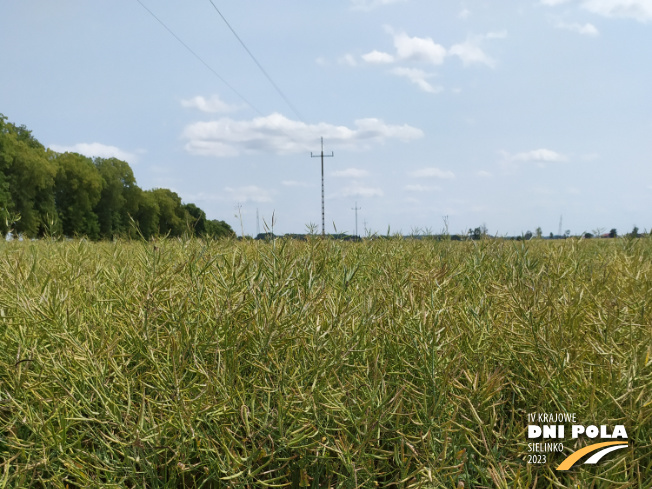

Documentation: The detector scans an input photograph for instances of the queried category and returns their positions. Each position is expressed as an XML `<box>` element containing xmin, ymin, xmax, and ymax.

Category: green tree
<box><xmin>0</xmin><ymin>115</ymin><xmax>57</xmax><ymax>237</ymax></box>
<box><xmin>133</xmin><ymin>189</ymin><xmax>159</xmax><ymax>240</ymax></box>
<box><xmin>205</xmin><ymin>219</ymin><xmax>235</xmax><ymax>238</ymax></box>
<box><xmin>182</xmin><ymin>202</ymin><xmax>206</xmax><ymax>236</ymax></box>
<box><xmin>54</xmin><ymin>152</ymin><xmax>103</xmax><ymax>239</ymax></box>
<box><xmin>93</xmin><ymin>157</ymin><xmax>138</xmax><ymax>238</ymax></box>
<box><xmin>0</xmin><ymin>165</ymin><xmax>12</xmax><ymax>237</ymax></box>
<box><xmin>150</xmin><ymin>188</ymin><xmax>185</xmax><ymax>236</ymax></box>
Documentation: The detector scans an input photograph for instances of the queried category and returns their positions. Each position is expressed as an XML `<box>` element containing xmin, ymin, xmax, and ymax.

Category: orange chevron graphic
<box><xmin>556</xmin><ymin>441</ymin><xmax>628</xmax><ymax>471</ymax></box>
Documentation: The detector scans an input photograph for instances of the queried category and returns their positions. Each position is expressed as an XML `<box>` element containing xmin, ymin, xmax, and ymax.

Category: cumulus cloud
<box><xmin>332</xmin><ymin>168</ymin><xmax>370</xmax><ymax>177</ymax></box>
<box><xmin>182</xmin><ymin>113</ymin><xmax>424</xmax><ymax>157</ymax></box>
<box><xmin>542</xmin><ymin>0</ymin><xmax>652</xmax><ymax>22</ymax></box>
<box><xmin>338</xmin><ymin>54</ymin><xmax>358</xmax><ymax>66</ymax></box>
<box><xmin>501</xmin><ymin>149</ymin><xmax>569</xmax><ymax>170</ymax></box>
<box><xmin>282</xmin><ymin>180</ymin><xmax>312</xmax><ymax>187</ymax></box>
<box><xmin>49</xmin><ymin>142</ymin><xmax>138</xmax><ymax>163</ymax></box>
<box><xmin>392</xmin><ymin>30</ymin><xmax>447</xmax><ymax>65</ymax></box>
<box><xmin>404</xmin><ymin>184</ymin><xmax>441</xmax><ymax>192</ymax></box>
<box><xmin>181</xmin><ymin>95</ymin><xmax>240</xmax><ymax>113</ymax></box>
<box><xmin>341</xmin><ymin>185</ymin><xmax>384</xmax><ymax>197</ymax></box>
<box><xmin>351</xmin><ymin>0</ymin><xmax>407</xmax><ymax>11</ymax></box>
<box><xmin>510</xmin><ymin>148</ymin><xmax>569</xmax><ymax>162</ymax></box>
<box><xmin>408</xmin><ymin>167</ymin><xmax>456</xmax><ymax>179</ymax></box>
<box><xmin>224</xmin><ymin>185</ymin><xmax>273</xmax><ymax>203</ymax></box>
<box><xmin>449</xmin><ymin>40</ymin><xmax>496</xmax><ymax>67</ymax></box>
<box><xmin>390</xmin><ymin>67</ymin><xmax>443</xmax><ymax>93</ymax></box>
<box><xmin>359</xmin><ymin>27</ymin><xmax>502</xmax><ymax>86</ymax></box>
<box><xmin>361</xmin><ymin>50</ymin><xmax>395</xmax><ymax>64</ymax></box>
<box><xmin>556</xmin><ymin>21</ymin><xmax>600</xmax><ymax>34</ymax></box>
<box><xmin>361</xmin><ymin>29</ymin><xmax>447</xmax><ymax>66</ymax></box>
<box><xmin>582</xmin><ymin>0</ymin><xmax>652</xmax><ymax>21</ymax></box>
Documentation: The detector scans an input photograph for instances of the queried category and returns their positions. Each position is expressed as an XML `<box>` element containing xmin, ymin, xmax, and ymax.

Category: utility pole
<box><xmin>310</xmin><ymin>137</ymin><xmax>333</xmax><ymax>237</ymax></box>
<box><xmin>558</xmin><ymin>215</ymin><xmax>563</xmax><ymax>237</ymax></box>
<box><xmin>352</xmin><ymin>202</ymin><xmax>361</xmax><ymax>237</ymax></box>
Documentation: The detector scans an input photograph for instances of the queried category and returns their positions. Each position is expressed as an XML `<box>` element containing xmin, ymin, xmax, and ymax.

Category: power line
<box><xmin>208</xmin><ymin>0</ymin><xmax>306</xmax><ymax>123</ymax></box>
<box><xmin>134</xmin><ymin>0</ymin><xmax>264</xmax><ymax>117</ymax></box>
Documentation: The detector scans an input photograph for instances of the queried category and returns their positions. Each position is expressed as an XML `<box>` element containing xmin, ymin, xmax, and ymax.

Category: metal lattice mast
<box><xmin>352</xmin><ymin>202</ymin><xmax>362</xmax><ymax>238</ymax></box>
<box><xmin>311</xmin><ymin>137</ymin><xmax>333</xmax><ymax>237</ymax></box>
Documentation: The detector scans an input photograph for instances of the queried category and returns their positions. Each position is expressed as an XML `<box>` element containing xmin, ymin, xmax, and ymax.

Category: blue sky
<box><xmin>1</xmin><ymin>0</ymin><xmax>651</xmax><ymax>236</ymax></box>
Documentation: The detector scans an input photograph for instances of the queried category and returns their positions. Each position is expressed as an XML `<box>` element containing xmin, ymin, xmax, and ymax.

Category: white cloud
<box><xmin>224</xmin><ymin>185</ymin><xmax>273</xmax><ymax>203</ymax></box>
<box><xmin>449</xmin><ymin>40</ymin><xmax>496</xmax><ymax>67</ymax></box>
<box><xmin>476</xmin><ymin>170</ymin><xmax>493</xmax><ymax>178</ymax></box>
<box><xmin>486</xmin><ymin>30</ymin><xmax>508</xmax><ymax>39</ymax></box>
<box><xmin>556</xmin><ymin>21</ymin><xmax>600</xmax><ymax>35</ymax></box>
<box><xmin>341</xmin><ymin>185</ymin><xmax>384</xmax><ymax>197</ymax></box>
<box><xmin>392</xmin><ymin>30</ymin><xmax>447</xmax><ymax>65</ymax></box>
<box><xmin>361</xmin><ymin>50</ymin><xmax>395</xmax><ymax>64</ymax></box>
<box><xmin>351</xmin><ymin>0</ymin><xmax>407</xmax><ymax>11</ymax></box>
<box><xmin>459</xmin><ymin>8</ymin><xmax>471</xmax><ymax>19</ymax></box>
<box><xmin>182</xmin><ymin>113</ymin><xmax>424</xmax><ymax>157</ymax></box>
<box><xmin>390</xmin><ymin>67</ymin><xmax>443</xmax><ymax>93</ymax></box>
<box><xmin>542</xmin><ymin>0</ymin><xmax>652</xmax><ymax>22</ymax></box>
<box><xmin>281</xmin><ymin>180</ymin><xmax>312</xmax><ymax>187</ymax></box>
<box><xmin>332</xmin><ymin>168</ymin><xmax>370</xmax><ymax>177</ymax></box>
<box><xmin>501</xmin><ymin>148</ymin><xmax>569</xmax><ymax>170</ymax></box>
<box><xmin>181</xmin><ymin>95</ymin><xmax>240</xmax><ymax>113</ymax></box>
<box><xmin>338</xmin><ymin>54</ymin><xmax>358</xmax><ymax>66</ymax></box>
<box><xmin>404</xmin><ymin>184</ymin><xmax>442</xmax><ymax>192</ymax></box>
<box><xmin>510</xmin><ymin>148</ymin><xmax>569</xmax><ymax>162</ymax></box>
<box><xmin>49</xmin><ymin>142</ymin><xmax>138</xmax><ymax>163</ymax></box>
<box><xmin>408</xmin><ymin>167</ymin><xmax>456</xmax><ymax>179</ymax></box>
<box><xmin>582</xmin><ymin>0</ymin><xmax>652</xmax><ymax>21</ymax></box>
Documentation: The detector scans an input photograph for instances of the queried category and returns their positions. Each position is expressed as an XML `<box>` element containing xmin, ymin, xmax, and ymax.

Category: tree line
<box><xmin>0</xmin><ymin>114</ymin><xmax>234</xmax><ymax>240</ymax></box>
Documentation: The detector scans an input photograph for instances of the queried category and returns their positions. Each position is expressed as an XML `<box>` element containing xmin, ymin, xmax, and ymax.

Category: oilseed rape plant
<box><xmin>0</xmin><ymin>236</ymin><xmax>650</xmax><ymax>487</ymax></box>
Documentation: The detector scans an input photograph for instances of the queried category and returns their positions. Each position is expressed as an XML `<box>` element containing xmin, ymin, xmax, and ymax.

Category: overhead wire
<box><xmin>134</xmin><ymin>0</ymin><xmax>265</xmax><ymax>117</ymax></box>
<box><xmin>207</xmin><ymin>0</ymin><xmax>307</xmax><ymax>123</ymax></box>
<box><xmin>134</xmin><ymin>0</ymin><xmax>312</xmax><ymax>154</ymax></box>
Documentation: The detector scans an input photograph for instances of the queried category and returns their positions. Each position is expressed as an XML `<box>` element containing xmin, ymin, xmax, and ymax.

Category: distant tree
<box><xmin>150</xmin><ymin>188</ymin><xmax>185</xmax><ymax>236</ymax></box>
<box><xmin>182</xmin><ymin>203</ymin><xmax>206</xmax><ymax>236</ymax></box>
<box><xmin>93</xmin><ymin>157</ymin><xmax>138</xmax><ymax>239</ymax></box>
<box><xmin>524</xmin><ymin>230</ymin><xmax>533</xmax><ymax>240</ymax></box>
<box><xmin>535</xmin><ymin>227</ymin><xmax>542</xmax><ymax>239</ymax></box>
<box><xmin>133</xmin><ymin>189</ymin><xmax>159</xmax><ymax>239</ymax></box>
<box><xmin>549</xmin><ymin>232</ymin><xmax>554</xmax><ymax>239</ymax></box>
<box><xmin>0</xmin><ymin>166</ymin><xmax>12</xmax><ymax>237</ymax></box>
<box><xmin>583</xmin><ymin>232</ymin><xmax>593</xmax><ymax>239</ymax></box>
<box><xmin>54</xmin><ymin>152</ymin><xmax>103</xmax><ymax>238</ymax></box>
<box><xmin>205</xmin><ymin>219</ymin><xmax>235</xmax><ymax>238</ymax></box>
<box><xmin>0</xmin><ymin>113</ymin><xmax>233</xmax><ymax>241</ymax></box>
<box><xmin>0</xmin><ymin>116</ymin><xmax>57</xmax><ymax>238</ymax></box>
<box><xmin>470</xmin><ymin>224</ymin><xmax>488</xmax><ymax>240</ymax></box>
<box><xmin>627</xmin><ymin>226</ymin><xmax>639</xmax><ymax>239</ymax></box>
<box><xmin>609</xmin><ymin>228</ymin><xmax>618</xmax><ymax>238</ymax></box>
